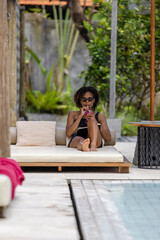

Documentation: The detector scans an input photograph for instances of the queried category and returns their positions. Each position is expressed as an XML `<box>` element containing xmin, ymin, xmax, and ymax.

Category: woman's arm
<box><xmin>66</xmin><ymin>110</ymin><xmax>84</xmax><ymax>138</ymax></box>
<box><xmin>98</xmin><ymin>113</ymin><xmax>111</xmax><ymax>143</ymax></box>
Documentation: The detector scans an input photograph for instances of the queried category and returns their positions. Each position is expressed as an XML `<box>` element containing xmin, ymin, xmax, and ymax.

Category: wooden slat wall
<box><xmin>19</xmin><ymin>6</ymin><xmax>26</xmax><ymax>118</ymax></box>
<box><xmin>8</xmin><ymin>0</ymin><xmax>18</xmax><ymax>127</ymax></box>
<box><xmin>0</xmin><ymin>0</ymin><xmax>10</xmax><ymax>157</ymax></box>
<box><xmin>7</xmin><ymin>0</ymin><xmax>21</xmax><ymax>126</ymax></box>
<box><xmin>16</xmin><ymin>2</ymin><xmax>21</xmax><ymax>120</ymax></box>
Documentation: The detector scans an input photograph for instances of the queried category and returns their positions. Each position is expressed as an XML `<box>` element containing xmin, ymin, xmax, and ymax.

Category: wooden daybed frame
<box><xmin>18</xmin><ymin>159</ymin><xmax>131</xmax><ymax>173</ymax></box>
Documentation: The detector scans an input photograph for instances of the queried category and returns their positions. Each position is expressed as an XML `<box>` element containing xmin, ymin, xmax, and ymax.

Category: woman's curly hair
<box><xmin>74</xmin><ymin>86</ymin><xmax>99</xmax><ymax>110</ymax></box>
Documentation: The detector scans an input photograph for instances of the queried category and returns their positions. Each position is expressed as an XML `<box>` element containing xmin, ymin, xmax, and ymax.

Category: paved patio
<box><xmin>0</xmin><ymin>139</ymin><xmax>160</xmax><ymax>240</ymax></box>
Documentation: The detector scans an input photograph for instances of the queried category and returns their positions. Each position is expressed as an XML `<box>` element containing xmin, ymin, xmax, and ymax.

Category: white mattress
<box><xmin>0</xmin><ymin>175</ymin><xmax>11</xmax><ymax>207</ymax></box>
<box><xmin>11</xmin><ymin>145</ymin><xmax>124</xmax><ymax>163</ymax></box>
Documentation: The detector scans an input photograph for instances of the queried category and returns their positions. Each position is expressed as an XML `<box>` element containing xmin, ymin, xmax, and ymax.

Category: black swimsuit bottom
<box><xmin>68</xmin><ymin>112</ymin><xmax>103</xmax><ymax>148</ymax></box>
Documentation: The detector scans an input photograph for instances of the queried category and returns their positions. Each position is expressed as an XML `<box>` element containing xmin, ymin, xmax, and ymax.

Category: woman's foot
<box><xmin>90</xmin><ymin>144</ymin><xmax>97</xmax><ymax>151</ymax></box>
<box><xmin>81</xmin><ymin>138</ymin><xmax>90</xmax><ymax>152</ymax></box>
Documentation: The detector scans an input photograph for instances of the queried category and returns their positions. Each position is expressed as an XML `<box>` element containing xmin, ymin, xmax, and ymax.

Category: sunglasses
<box><xmin>81</xmin><ymin>97</ymin><xmax>94</xmax><ymax>102</ymax></box>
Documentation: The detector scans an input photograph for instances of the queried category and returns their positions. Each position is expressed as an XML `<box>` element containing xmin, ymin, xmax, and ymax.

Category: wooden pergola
<box><xmin>150</xmin><ymin>0</ymin><xmax>155</xmax><ymax>121</ymax></box>
<box><xmin>0</xmin><ymin>0</ymin><xmax>156</xmax><ymax>157</ymax></box>
<box><xmin>18</xmin><ymin>0</ymin><xmax>94</xmax><ymax>6</ymax></box>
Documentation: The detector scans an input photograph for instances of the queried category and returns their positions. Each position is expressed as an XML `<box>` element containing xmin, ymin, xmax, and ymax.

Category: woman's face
<box><xmin>80</xmin><ymin>91</ymin><xmax>95</xmax><ymax>110</ymax></box>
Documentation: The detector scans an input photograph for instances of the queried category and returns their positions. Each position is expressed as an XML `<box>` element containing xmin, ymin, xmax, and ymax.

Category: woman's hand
<box><xmin>80</xmin><ymin>107</ymin><xmax>88</xmax><ymax>117</ymax></box>
<box><xmin>86</xmin><ymin>111</ymin><xmax>95</xmax><ymax>121</ymax></box>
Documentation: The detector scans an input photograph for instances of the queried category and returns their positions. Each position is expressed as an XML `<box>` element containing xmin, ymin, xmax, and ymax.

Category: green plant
<box><xmin>53</xmin><ymin>5</ymin><xmax>79</xmax><ymax>91</ymax></box>
<box><xmin>81</xmin><ymin>0</ymin><xmax>160</xmax><ymax>115</ymax></box>
<box><xmin>25</xmin><ymin>6</ymin><xmax>80</xmax><ymax>114</ymax></box>
<box><xmin>25</xmin><ymin>45</ymin><xmax>76</xmax><ymax>114</ymax></box>
<box><xmin>116</xmin><ymin>106</ymin><xmax>139</xmax><ymax>136</ymax></box>
<box><xmin>25</xmin><ymin>44</ymin><xmax>54</xmax><ymax>91</ymax></box>
<box><xmin>25</xmin><ymin>6</ymin><xmax>50</xmax><ymax>18</ymax></box>
<box><xmin>26</xmin><ymin>45</ymin><xmax>48</xmax><ymax>77</ymax></box>
<box><xmin>95</xmin><ymin>101</ymin><xmax>109</xmax><ymax>117</ymax></box>
<box><xmin>80</xmin><ymin>12</ymin><xmax>111</xmax><ymax>103</ymax></box>
<box><xmin>26</xmin><ymin>76</ymin><xmax>76</xmax><ymax>114</ymax></box>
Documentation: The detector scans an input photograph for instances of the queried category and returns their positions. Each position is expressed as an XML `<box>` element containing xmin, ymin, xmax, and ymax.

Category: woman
<box><xmin>66</xmin><ymin>86</ymin><xmax>111</xmax><ymax>151</ymax></box>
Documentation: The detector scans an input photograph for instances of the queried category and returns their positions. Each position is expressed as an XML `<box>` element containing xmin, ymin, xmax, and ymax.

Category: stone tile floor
<box><xmin>0</xmin><ymin>174</ymin><xmax>80</xmax><ymax>240</ymax></box>
<box><xmin>1</xmin><ymin>138</ymin><xmax>160</xmax><ymax>240</ymax></box>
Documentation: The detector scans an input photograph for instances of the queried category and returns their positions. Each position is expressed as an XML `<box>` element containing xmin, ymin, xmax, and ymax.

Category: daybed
<box><xmin>0</xmin><ymin>175</ymin><xmax>11</xmax><ymax>218</ymax></box>
<box><xmin>10</xmin><ymin>121</ymin><xmax>131</xmax><ymax>173</ymax></box>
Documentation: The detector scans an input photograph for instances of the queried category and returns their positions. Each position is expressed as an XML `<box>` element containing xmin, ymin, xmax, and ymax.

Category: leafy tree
<box><xmin>80</xmin><ymin>0</ymin><xmax>160</xmax><ymax>113</ymax></box>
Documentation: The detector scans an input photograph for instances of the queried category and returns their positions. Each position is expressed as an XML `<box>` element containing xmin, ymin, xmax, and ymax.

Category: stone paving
<box><xmin>0</xmin><ymin>174</ymin><xmax>80</xmax><ymax>240</ymax></box>
<box><xmin>1</xmin><ymin>139</ymin><xmax>160</xmax><ymax>239</ymax></box>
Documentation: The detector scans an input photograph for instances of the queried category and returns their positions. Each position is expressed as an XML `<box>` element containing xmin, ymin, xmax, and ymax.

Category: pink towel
<box><xmin>0</xmin><ymin>158</ymin><xmax>25</xmax><ymax>199</ymax></box>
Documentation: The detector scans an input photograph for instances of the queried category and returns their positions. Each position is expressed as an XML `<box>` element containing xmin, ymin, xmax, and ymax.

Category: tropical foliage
<box><xmin>52</xmin><ymin>5</ymin><xmax>79</xmax><ymax>91</ymax></box>
<box><xmin>81</xmin><ymin>0</ymin><xmax>160</xmax><ymax>113</ymax></box>
<box><xmin>25</xmin><ymin>6</ymin><xmax>79</xmax><ymax>114</ymax></box>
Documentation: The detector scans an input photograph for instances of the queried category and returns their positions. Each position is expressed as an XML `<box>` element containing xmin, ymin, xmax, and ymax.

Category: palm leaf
<box><xmin>26</xmin><ymin>45</ymin><xmax>48</xmax><ymax>77</ymax></box>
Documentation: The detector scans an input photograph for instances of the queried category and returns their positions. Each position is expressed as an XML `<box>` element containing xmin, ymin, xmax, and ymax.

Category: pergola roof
<box><xmin>18</xmin><ymin>0</ymin><xmax>94</xmax><ymax>7</ymax></box>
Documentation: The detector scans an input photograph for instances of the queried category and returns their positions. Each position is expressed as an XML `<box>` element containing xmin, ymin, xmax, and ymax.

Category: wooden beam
<box><xmin>7</xmin><ymin>0</ymin><xmax>17</xmax><ymax>127</ymax></box>
<box><xmin>0</xmin><ymin>0</ymin><xmax>10</xmax><ymax>157</ymax></box>
<box><xmin>18</xmin><ymin>160</ymin><xmax>131</xmax><ymax>173</ymax></box>
<box><xmin>0</xmin><ymin>207</ymin><xmax>7</xmax><ymax>218</ymax></box>
<box><xmin>19</xmin><ymin>6</ymin><xmax>26</xmax><ymax>118</ymax></box>
<box><xmin>150</xmin><ymin>0</ymin><xmax>155</xmax><ymax>121</ymax></box>
<box><xmin>109</xmin><ymin>0</ymin><xmax>117</xmax><ymax>119</ymax></box>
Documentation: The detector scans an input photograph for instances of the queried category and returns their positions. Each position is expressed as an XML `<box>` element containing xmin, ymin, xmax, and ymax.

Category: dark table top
<box><xmin>129</xmin><ymin>121</ymin><xmax>160</xmax><ymax>127</ymax></box>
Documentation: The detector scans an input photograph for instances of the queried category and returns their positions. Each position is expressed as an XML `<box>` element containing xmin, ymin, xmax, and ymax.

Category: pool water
<box><xmin>104</xmin><ymin>181</ymin><xmax>160</xmax><ymax>240</ymax></box>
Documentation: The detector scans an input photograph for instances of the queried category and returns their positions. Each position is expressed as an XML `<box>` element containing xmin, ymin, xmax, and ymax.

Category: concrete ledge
<box><xmin>107</xmin><ymin>118</ymin><xmax>122</xmax><ymax>138</ymax></box>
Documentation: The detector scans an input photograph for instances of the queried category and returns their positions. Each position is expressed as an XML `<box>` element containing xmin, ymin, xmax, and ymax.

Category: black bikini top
<box><xmin>79</xmin><ymin>112</ymin><xmax>100</xmax><ymax>128</ymax></box>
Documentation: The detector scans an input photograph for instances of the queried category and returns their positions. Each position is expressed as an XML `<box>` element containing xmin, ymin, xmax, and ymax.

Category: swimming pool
<box><xmin>104</xmin><ymin>181</ymin><xmax>160</xmax><ymax>240</ymax></box>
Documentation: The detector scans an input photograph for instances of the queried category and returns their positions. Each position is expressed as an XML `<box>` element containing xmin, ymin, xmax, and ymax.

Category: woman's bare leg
<box><xmin>87</xmin><ymin>118</ymin><xmax>102</xmax><ymax>151</ymax></box>
<box><xmin>70</xmin><ymin>136</ymin><xmax>90</xmax><ymax>152</ymax></box>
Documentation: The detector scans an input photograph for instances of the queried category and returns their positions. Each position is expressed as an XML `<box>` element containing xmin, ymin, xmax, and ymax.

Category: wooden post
<box><xmin>109</xmin><ymin>0</ymin><xmax>117</xmax><ymax>119</ymax></box>
<box><xmin>7</xmin><ymin>0</ymin><xmax>17</xmax><ymax>127</ymax></box>
<box><xmin>0</xmin><ymin>0</ymin><xmax>10</xmax><ymax>157</ymax></box>
<box><xmin>150</xmin><ymin>0</ymin><xmax>155</xmax><ymax>121</ymax></box>
<box><xmin>19</xmin><ymin>6</ymin><xmax>26</xmax><ymax>118</ymax></box>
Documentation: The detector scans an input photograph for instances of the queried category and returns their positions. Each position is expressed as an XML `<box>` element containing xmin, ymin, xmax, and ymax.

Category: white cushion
<box><xmin>0</xmin><ymin>175</ymin><xmax>12</xmax><ymax>207</ymax></box>
<box><xmin>10</xmin><ymin>126</ymin><xmax>116</xmax><ymax>146</ymax></box>
<box><xmin>11</xmin><ymin>146</ymin><xmax>123</xmax><ymax>163</ymax></box>
<box><xmin>16</xmin><ymin>121</ymin><xmax>56</xmax><ymax>146</ymax></box>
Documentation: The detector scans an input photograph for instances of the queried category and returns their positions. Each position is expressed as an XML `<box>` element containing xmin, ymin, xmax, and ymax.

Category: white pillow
<box><xmin>16</xmin><ymin>121</ymin><xmax>56</xmax><ymax>146</ymax></box>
